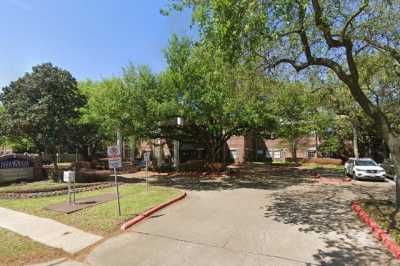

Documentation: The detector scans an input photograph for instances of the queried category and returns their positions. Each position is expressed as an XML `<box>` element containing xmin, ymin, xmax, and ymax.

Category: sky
<box><xmin>0</xmin><ymin>0</ymin><xmax>194</xmax><ymax>87</ymax></box>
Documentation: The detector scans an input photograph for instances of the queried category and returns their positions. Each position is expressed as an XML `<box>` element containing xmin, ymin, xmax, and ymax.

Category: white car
<box><xmin>344</xmin><ymin>158</ymin><xmax>386</xmax><ymax>181</ymax></box>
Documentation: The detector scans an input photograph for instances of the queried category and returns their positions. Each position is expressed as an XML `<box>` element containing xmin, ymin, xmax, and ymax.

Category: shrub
<box><xmin>207</xmin><ymin>162</ymin><xmax>226</xmax><ymax>172</ymax></box>
<box><xmin>178</xmin><ymin>160</ymin><xmax>207</xmax><ymax>172</ymax></box>
<box><xmin>75</xmin><ymin>169</ymin><xmax>111</xmax><ymax>183</ymax></box>
<box><xmin>305</xmin><ymin>158</ymin><xmax>343</xmax><ymax>165</ymax></box>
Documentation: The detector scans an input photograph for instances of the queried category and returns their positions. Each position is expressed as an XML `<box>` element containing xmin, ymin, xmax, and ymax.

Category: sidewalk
<box><xmin>0</xmin><ymin>207</ymin><xmax>102</xmax><ymax>253</ymax></box>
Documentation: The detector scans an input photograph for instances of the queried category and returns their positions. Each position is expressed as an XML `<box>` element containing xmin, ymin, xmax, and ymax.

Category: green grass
<box><xmin>0</xmin><ymin>227</ymin><xmax>66</xmax><ymax>266</ymax></box>
<box><xmin>360</xmin><ymin>200</ymin><xmax>400</xmax><ymax>244</ymax></box>
<box><xmin>0</xmin><ymin>184</ymin><xmax>181</xmax><ymax>235</ymax></box>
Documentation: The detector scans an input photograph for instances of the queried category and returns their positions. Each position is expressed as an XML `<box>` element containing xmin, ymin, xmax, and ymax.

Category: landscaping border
<box><xmin>352</xmin><ymin>201</ymin><xmax>400</xmax><ymax>259</ymax></box>
<box><xmin>0</xmin><ymin>182</ymin><xmax>115</xmax><ymax>199</ymax></box>
<box><xmin>121</xmin><ymin>191</ymin><xmax>187</xmax><ymax>230</ymax></box>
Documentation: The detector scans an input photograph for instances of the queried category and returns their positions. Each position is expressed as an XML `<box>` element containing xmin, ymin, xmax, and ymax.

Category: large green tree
<box><xmin>160</xmin><ymin>36</ymin><xmax>274</xmax><ymax>162</ymax></box>
<box><xmin>0</xmin><ymin>63</ymin><xmax>85</xmax><ymax>162</ymax></box>
<box><xmin>169</xmin><ymin>0</ymin><xmax>400</xmax><ymax>203</ymax></box>
<box><xmin>270</xmin><ymin>83</ymin><xmax>319</xmax><ymax>163</ymax></box>
<box><xmin>79</xmin><ymin>66</ymin><xmax>164</xmax><ymax>159</ymax></box>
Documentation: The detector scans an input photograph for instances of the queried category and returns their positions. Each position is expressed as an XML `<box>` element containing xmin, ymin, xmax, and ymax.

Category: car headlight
<box><xmin>355</xmin><ymin>168</ymin><xmax>366</xmax><ymax>172</ymax></box>
<box><xmin>379</xmin><ymin>170</ymin><xmax>385</xmax><ymax>173</ymax></box>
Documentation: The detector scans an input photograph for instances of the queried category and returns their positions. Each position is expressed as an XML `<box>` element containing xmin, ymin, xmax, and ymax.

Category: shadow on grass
<box><xmin>264</xmin><ymin>183</ymin><xmax>398</xmax><ymax>265</ymax></box>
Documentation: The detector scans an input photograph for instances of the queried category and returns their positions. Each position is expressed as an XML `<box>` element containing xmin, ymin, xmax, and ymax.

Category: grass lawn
<box><xmin>0</xmin><ymin>184</ymin><xmax>181</xmax><ymax>235</ymax></box>
<box><xmin>360</xmin><ymin>200</ymin><xmax>400</xmax><ymax>244</ymax></box>
<box><xmin>0</xmin><ymin>227</ymin><xmax>66</xmax><ymax>266</ymax></box>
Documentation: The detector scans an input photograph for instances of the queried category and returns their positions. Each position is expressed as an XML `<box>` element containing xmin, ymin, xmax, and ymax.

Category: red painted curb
<box><xmin>120</xmin><ymin>191</ymin><xmax>187</xmax><ymax>231</ymax></box>
<box><xmin>352</xmin><ymin>201</ymin><xmax>400</xmax><ymax>259</ymax></box>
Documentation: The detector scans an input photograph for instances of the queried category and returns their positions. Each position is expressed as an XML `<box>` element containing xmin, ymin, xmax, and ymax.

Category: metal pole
<box><xmin>72</xmin><ymin>180</ymin><xmax>76</xmax><ymax>204</ymax></box>
<box><xmin>146</xmin><ymin>161</ymin><xmax>149</xmax><ymax>192</ymax></box>
<box><xmin>114</xmin><ymin>168</ymin><xmax>121</xmax><ymax>216</ymax></box>
<box><xmin>68</xmin><ymin>182</ymin><xmax>72</xmax><ymax>206</ymax></box>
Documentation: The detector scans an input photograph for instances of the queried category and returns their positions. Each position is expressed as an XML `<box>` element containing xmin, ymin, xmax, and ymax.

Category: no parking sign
<box><xmin>108</xmin><ymin>146</ymin><xmax>122</xmax><ymax>169</ymax></box>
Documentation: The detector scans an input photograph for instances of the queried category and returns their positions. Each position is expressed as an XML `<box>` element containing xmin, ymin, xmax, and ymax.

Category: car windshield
<box><xmin>355</xmin><ymin>160</ymin><xmax>377</xmax><ymax>166</ymax></box>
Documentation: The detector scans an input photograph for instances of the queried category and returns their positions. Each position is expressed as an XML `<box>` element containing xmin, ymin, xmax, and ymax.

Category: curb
<box><xmin>120</xmin><ymin>191</ymin><xmax>187</xmax><ymax>231</ymax></box>
<box><xmin>352</xmin><ymin>201</ymin><xmax>400</xmax><ymax>259</ymax></box>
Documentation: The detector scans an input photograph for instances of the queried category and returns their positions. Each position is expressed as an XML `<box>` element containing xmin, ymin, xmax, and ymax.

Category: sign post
<box><xmin>144</xmin><ymin>151</ymin><xmax>150</xmax><ymax>192</ymax></box>
<box><xmin>63</xmin><ymin>171</ymin><xmax>75</xmax><ymax>206</ymax></box>
<box><xmin>108</xmin><ymin>146</ymin><xmax>122</xmax><ymax>216</ymax></box>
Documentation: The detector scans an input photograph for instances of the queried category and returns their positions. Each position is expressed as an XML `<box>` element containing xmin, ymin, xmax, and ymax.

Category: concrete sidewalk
<box><xmin>0</xmin><ymin>207</ymin><xmax>102</xmax><ymax>253</ymax></box>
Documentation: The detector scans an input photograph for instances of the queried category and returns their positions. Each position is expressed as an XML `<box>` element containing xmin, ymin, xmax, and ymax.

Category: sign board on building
<box><xmin>107</xmin><ymin>146</ymin><xmax>122</xmax><ymax>169</ymax></box>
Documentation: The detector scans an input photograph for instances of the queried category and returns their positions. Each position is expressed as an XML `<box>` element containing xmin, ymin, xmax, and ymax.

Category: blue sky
<box><xmin>0</xmin><ymin>0</ymin><xmax>193</xmax><ymax>87</ymax></box>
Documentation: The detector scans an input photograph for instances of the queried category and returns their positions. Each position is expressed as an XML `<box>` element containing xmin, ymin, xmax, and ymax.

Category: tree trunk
<box><xmin>352</xmin><ymin>125</ymin><xmax>359</xmax><ymax>158</ymax></box>
<box><xmin>51</xmin><ymin>152</ymin><xmax>59</xmax><ymax>182</ymax></box>
<box><xmin>129</xmin><ymin>136</ymin><xmax>136</xmax><ymax>162</ymax></box>
<box><xmin>384</xmin><ymin>129</ymin><xmax>400</xmax><ymax>209</ymax></box>
<box><xmin>117</xmin><ymin>129</ymin><xmax>122</xmax><ymax>160</ymax></box>
<box><xmin>290</xmin><ymin>139</ymin><xmax>298</xmax><ymax>164</ymax></box>
<box><xmin>173</xmin><ymin>139</ymin><xmax>180</xmax><ymax>170</ymax></box>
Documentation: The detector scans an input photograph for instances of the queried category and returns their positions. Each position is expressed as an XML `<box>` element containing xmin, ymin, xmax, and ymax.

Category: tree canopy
<box><xmin>0</xmin><ymin>63</ymin><xmax>85</xmax><ymax>160</ymax></box>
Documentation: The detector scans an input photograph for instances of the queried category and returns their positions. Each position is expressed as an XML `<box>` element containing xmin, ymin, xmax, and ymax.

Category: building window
<box><xmin>273</xmin><ymin>150</ymin><xmax>282</xmax><ymax>159</ymax></box>
<box><xmin>230</xmin><ymin>149</ymin><xmax>240</xmax><ymax>160</ymax></box>
<box><xmin>266</xmin><ymin>150</ymin><xmax>272</xmax><ymax>158</ymax></box>
<box><xmin>307</xmin><ymin>150</ymin><xmax>317</xmax><ymax>158</ymax></box>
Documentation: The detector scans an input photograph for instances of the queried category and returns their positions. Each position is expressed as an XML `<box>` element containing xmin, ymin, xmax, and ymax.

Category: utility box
<box><xmin>63</xmin><ymin>171</ymin><xmax>75</xmax><ymax>183</ymax></box>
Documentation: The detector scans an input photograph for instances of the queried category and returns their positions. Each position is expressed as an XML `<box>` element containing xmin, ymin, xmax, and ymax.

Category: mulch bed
<box><xmin>0</xmin><ymin>182</ymin><xmax>116</xmax><ymax>199</ymax></box>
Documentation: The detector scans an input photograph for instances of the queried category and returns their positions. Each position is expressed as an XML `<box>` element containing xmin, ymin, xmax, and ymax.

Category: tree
<box><xmin>0</xmin><ymin>63</ymin><xmax>85</xmax><ymax>164</ymax></box>
<box><xmin>80</xmin><ymin>66</ymin><xmax>164</xmax><ymax>159</ymax></box>
<box><xmin>169</xmin><ymin>0</ymin><xmax>400</xmax><ymax>205</ymax></box>
<box><xmin>159</xmin><ymin>36</ymin><xmax>274</xmax><ymax>162</ymax></box>
<box><xmin>270</xmin><ymin>84</ymin><xmax>317</xmax><ymax>163</ymax></box>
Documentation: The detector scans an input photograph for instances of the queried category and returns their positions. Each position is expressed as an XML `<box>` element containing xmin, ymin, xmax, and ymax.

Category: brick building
<box><xmin>225</xmin><ymin>134</ymin><xmax>320</xmax><ymax>163</ymax></box>
<box><xmin>137</xmin><ymin>133</ymin><xmax>321</xmax><ymax>165</ymax></box>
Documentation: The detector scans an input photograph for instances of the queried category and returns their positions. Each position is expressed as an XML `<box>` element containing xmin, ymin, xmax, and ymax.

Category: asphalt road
<box><xmin>86</xmin><ymin>172</ymin><xmax>399</xmax><ymax>266</ymax></box>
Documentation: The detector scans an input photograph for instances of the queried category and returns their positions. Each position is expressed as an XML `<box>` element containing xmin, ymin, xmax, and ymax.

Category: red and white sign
<box><xmin>108</xmin><ymin>146</ymin><xmax>122</xmax><ymax>169</ymax></box>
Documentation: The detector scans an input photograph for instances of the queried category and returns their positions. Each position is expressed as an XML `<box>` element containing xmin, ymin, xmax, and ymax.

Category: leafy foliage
<box><xmin>0</xmin><ymin>63</ymin><xmax>85</xmax><ymax>158</ymax></box>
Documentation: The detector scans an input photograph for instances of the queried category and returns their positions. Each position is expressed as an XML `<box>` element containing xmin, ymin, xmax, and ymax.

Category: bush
<box><xmin>265</xmin><ymin>158</ymin><xmax>273</xmax><ymax>164</ymax></box>
<box><xmin>178</xmin><ymin>160</ymin><xmax>207</xmax><ymax>172</ymax></box>
<box><xmin>154</xmin><ymin>163</ymin><xmax>174</xmax><ymax>172</ymax></box>
<box><xmin>305</xmin><ymin>158</ymin><xmax>343</xmax><ymax>165</ymax></box>
<box><xmin>75</xmin><ymin>169</ymin><xmax>111</xmax><ymax>183</ymax></box>
<box><xmin>207</xmin><ymin>162</ymin><xmax>226</xmax><ymax>172</ymax></box>
<box><xmin>70</xmin><ymin>161</ymin><xmax>92</xmax><ymax>169</ymax></box>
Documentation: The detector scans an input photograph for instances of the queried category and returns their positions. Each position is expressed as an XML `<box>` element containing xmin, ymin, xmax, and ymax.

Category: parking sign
<box><xmin>108</xmin><ymin>146</ymin><xmax>122</xmax><ymax>169</ymax></box>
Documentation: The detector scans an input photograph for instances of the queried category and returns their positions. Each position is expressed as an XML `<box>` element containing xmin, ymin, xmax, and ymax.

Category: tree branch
<box><xmin>312</xmin><ymin>0</ymin><xmax>344</xmax><ymax>48</ymax></box>
<box><xmin>341</xmin><ymin>4</ymin><xmax>368</xmax><ymax>40</ymax></box>
<box><xmin>364</xmin><ymin>39</ymin><xmax>400</xmax><ymax>64</ymax></box>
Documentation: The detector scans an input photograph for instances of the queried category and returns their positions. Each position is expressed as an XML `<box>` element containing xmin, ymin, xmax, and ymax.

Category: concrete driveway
<box><xmin>86</xmin><ymin>165</ymin><xmax>400</xmax><ymax>266</ymax></box>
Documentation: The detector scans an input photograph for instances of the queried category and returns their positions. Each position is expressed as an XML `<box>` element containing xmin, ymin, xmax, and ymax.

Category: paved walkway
<box><xmin>0</xmin><ymin>207</ymin><xmax>102</xmax><ymax>253</ymax></box>
<box><xmin>86</xmin><ymin>165</ymin><xmax>400</xmax><ymax>265</ymax></box>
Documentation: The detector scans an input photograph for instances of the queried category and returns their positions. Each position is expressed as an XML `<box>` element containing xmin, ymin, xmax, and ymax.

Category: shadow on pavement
<box><xmin>264</xmin><ymin>183</ymin><xmax>398</xmax><ymax>265</ymax></box>
<box><xmin>148</xmin><ymin>163</ymin><xmax>317</xmax><ymax>191</ymax></box>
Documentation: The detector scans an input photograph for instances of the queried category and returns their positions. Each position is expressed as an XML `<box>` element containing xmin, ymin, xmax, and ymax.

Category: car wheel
<box><xmin>352</xmin><ymin>172</ymin><xmax>357</xmax><ymax>180</ymax></box>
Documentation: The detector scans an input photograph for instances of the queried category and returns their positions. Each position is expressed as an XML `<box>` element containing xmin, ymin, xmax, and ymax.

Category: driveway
<box><xmin>86</xmin><ymin>165</ymin><xmax>399</xmax><ymax>266</ymax></box>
